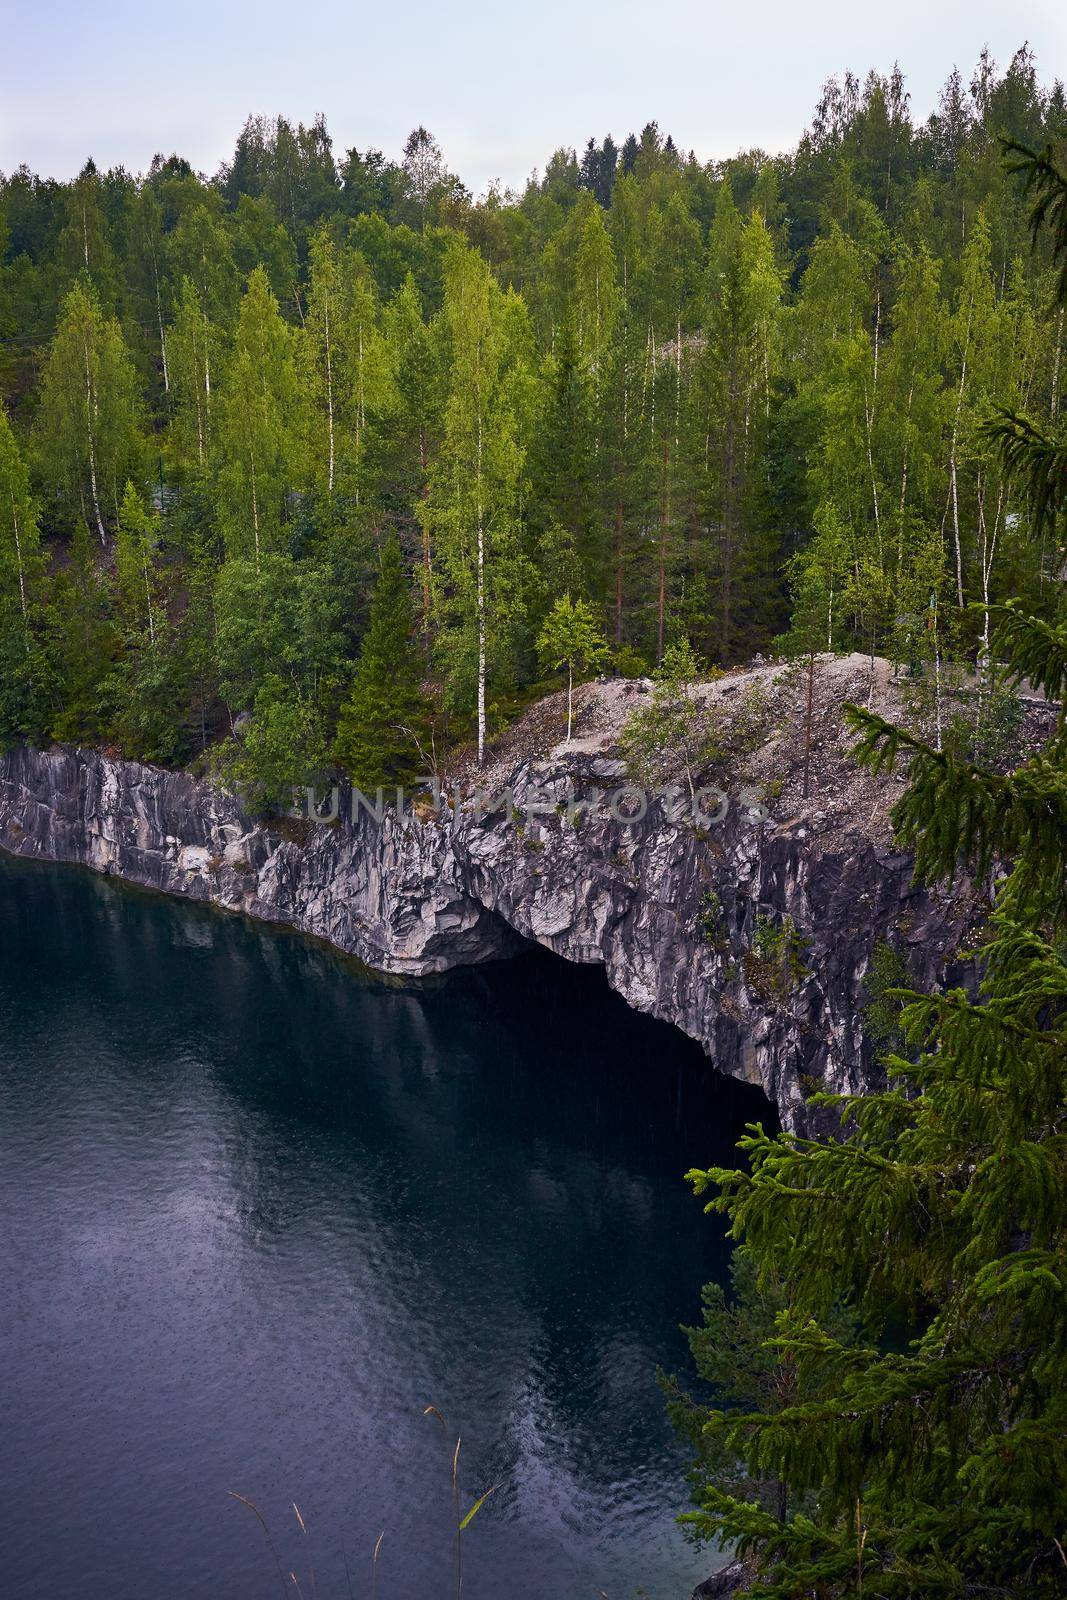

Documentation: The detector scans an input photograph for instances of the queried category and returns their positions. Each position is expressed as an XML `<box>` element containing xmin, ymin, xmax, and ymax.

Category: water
<box><xmin>0</xmin><ymin>852</ymin><xmax>771</xmax><ymax>1600</ymax></box>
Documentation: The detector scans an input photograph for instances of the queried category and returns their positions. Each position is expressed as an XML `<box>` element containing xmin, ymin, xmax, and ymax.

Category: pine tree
<box><xmin>661</xmin><ymin>1250</ymin><xmax>826</xmax><ymax>1531</ymax></box>
<box><xmin>46</xmin><ymin>521</ymin><xmax>116</xmax><ymax>743</ymax></box>
<box><xmin>983</xmin><ymin>141</ymin><xmax>1067</xmax><ymax>547</ymax></box>
<box><xmin>333</xmin><ymin>531</ymin><xmax>427</xmax><ymax>788</ymax></box>
<box><xmin>693</xmin><ymin>201</ymin><xmax>785</xmax><ymax>661</ymax></box>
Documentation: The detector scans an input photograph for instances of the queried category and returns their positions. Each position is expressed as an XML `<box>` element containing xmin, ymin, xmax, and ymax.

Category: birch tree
<box><xmin>34</xmin><ymin>279</ymin><xmax>142</xmax><ymax>543</ymax></box>
<box><xmin>168</xmin><ymin>277</ymin><xmax>218</xmax><ymax>471</ymax></box>
<box><xmin>419</xmin><ymin>244</ymin><xmax>535</xmax><ymax>764</ymax></box>
<box><xmin>0</xmin><ymin>404</ymin><xmax>42</xmax><ymax>653</ymax></box>
<box><xmin>944</xmin><ymin>210</ymin><xmax>997</xmax><ymax>608</ymax></box>
<box><xmin>303</xmin><ymin>227</ymin><xmax>343</xmax><ymax>495</ymax></box>
<box><xmin>114</xmin><ymin>480</ymin><xmax>162</xmax><ymax>646</ymax></box>
<box><xmin>337</xmin><ymin>257</ymin><xmax>393</xmax><ymax>507</ymax></box>
<box><xmin>384</xmin><ymin>274</ymin><xmax>437</xmax><ymax>628</ymax></box>
<box><xmin>214</xmin><ymin>266</ymin><xmax>305</xmax><ymax>564</ymax></box>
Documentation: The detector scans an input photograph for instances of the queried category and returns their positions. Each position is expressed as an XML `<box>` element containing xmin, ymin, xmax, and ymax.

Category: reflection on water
<box><xmin>0</xmin><ymin>853</ymin><xmax>771</xmax><ymax>1600</ymax></box>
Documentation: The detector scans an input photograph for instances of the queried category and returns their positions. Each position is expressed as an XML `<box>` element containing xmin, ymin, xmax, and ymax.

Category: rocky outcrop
<box><xmin>693</xmin><ymin>1562</ymin><xmax>748</xmax><ymax>1599</ymax></box>
<box><xmin>0</xmin><ymin>666</ymin><xmax>979</xmax><ymax>1130</ymax></box>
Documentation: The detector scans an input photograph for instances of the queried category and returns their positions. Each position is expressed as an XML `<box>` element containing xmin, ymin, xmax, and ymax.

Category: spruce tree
<box><xmin>672</xmin><ymin>128</ymin><xmax>1067</xmax><ymax>1595</ymax></box>
<box><xmin>333</xmin><ymin>531</ymin><xmax>427</xmax><ymax>790</ymax></box>
<box><xmin>529</xmin><ymin>314</ymin><xmax>601</xmax><ymax>602</ymax></box>
<box><xmin>679</xmin><ymin>600</ymin><xmax>1066</xmax><ymax>1597</ymax></box>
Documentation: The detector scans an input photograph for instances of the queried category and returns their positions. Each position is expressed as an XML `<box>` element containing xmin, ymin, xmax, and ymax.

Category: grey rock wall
<box><xmin>0</xmin><ymin>738</ymin><xmax>975</xmax><ymax>1130</ymax></box>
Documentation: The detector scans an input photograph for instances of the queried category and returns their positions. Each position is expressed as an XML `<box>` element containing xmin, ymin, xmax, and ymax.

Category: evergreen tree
<box><xmin>984</xmin><ymin>141</ymin><xmax>1067</xmax><ymax>545</ymax></box>
<box><xmin>333</xmin><ymin>531</ymin><xmax>427</xmax><ymax>788</ymax></box>
<box><xmin>46</xmin><ymin>522</ymin><xmax>116</xmax><ymax>742</ymax></box>
<box><xmin>662</xmin><ymin>1250</ymin><xmax>823</xmax><ymax>1531</ymax></box>
<box><xmin>382</xmin><ymin>273</ymin><xmax>437</xmax><ymax>627</ymax></box>
<box><xmin>529</xmin><ymin>314</ymin><xmax>600</xmax><ymax>601</ymax></box>
<box><xmin>693</xmin><ymin>202</ymin><xmax>785</xmax><ymax>661</ymax></box>
<box><xmin>679</xmin><ymin>600</ymin><xmax>1066</xmax><ymax>1595</ymax></box>
<box><xmin>2</xmin><ymin>50</ymin><xmax>1065</xmax><ymax>836</ymax></box>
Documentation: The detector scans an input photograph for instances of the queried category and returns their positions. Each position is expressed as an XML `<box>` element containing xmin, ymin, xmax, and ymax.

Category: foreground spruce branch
<box><xmin>676</xmin><ymin>604</ymin><xmax>1067</xmax><ymax>1597</ymax></box>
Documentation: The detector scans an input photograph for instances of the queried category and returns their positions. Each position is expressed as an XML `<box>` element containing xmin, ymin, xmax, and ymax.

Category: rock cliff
<box><xmin>0</xmin><ymin>655</ymin><xmax>987</xmax><ymax>1128</ymax></box>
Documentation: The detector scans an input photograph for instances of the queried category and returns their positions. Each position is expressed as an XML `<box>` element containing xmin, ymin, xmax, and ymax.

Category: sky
<box><xmin>3</xmin><ymin>1</ymin><xmax>1065</xmax><ymax>194</ymax></box>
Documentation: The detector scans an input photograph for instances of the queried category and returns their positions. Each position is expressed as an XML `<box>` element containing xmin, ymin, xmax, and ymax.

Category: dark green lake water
<box><xmin>0</xmin><ymin>851</ymin><xmax>770</xmax><ymax>1600</ymax></box>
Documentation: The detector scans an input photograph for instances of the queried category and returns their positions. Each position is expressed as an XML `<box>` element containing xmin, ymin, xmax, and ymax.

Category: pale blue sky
<box><xmin>3</xmin><ymin>1</ymin><xmax>1065</xmax><ymax>194</ymax></box>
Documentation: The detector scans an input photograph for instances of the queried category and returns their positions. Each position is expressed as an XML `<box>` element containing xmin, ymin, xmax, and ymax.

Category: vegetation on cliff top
<box><xmin>0</xmin><ymin>45</ymin><xmax>1065</xmax><ymax>804</ymax></box>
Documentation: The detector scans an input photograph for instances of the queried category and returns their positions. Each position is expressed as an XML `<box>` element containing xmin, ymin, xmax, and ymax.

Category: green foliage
<box><xmin>0</xmin><ymin>404</ymin><xmax>49</xmax><ymax>744</ymax></box>
<box><xmin>535</xmin><ymin>592</ymin><xmax>608</xmax><ymax>740</ymax></box>
<box><xmin>46</xmin><ymin>523</ymin><xmax>117</xmax><ymax>743</ymax></box>
<box><xmin>216</xmin><ymin>674</ymin><xmax>329</xmax><ymax>814</ymax></box>
<box><xmin>698</xmin><ymin>888</ymin><xmax>725</xmax><ymax>945</ymax></box>
<box><xmin>213</xmin><ymin>552</ymin><xmax>346</xmax><ymax>714</ymax></box>
<box><xmin>619</xmin><ymin>639</ymin><xmax>721</xmax><ymax>797</ymax></box>
<box><xmin>662</xmin><ymin>1253</ymin><xmax>803</xmax><ymax>1526</ymax></box>
<box><xmin>215</xmin><ymin>265</ymin><xmax>305</xmax><ymax>562</ymax></box>
<box><xmin>861</xmin><ymin>939</ymin><xmax>910</xmax><ymax>1053</ymax></box>
<box><xmin>982</xmin><ymin>406</ymin><xmax>1067</xmax><ymax>537</ymax></box>
<box><xmin>33</xmin><ymin>279</ymin><xmax>143</xmax><ymax>541</ymax></box>
<box><xmin>333</xmin><ymin>532</ymin><xmax>428</xmax><ymax>790</ymax></box>
<box><xmin>420</xmin><ymin>241</ymin><xmax>536</xmax><ymax>762</ymax></box>
<box><xmin>671</xmin><ymin>173</ymin><xmax>1067</xmax><ymax>1594</ymax></box>
<box><xmin>979</xmin><ymin>140</ymin><xmax>1067</xmax><ymax>544</ymax></box>
<box><xmin>944</xmin><ymin>685</ymin><xmax>1025</xmax><ymax>767</ymax></box>
<box><xmin>0</xmin><ymin>52</ymin><xmax>1063</xmax><ymax>814</ymax></box>
<box><xmin>678</xmin><ymin>601</ymin><xmax>1066</xmax><ymax>1592</ymax></box>
<box><xmin>1002</xmin><ymin>137</ymin><xmax>1067</xmax><ymax>303</ymax></box>
<box><xmin>744</xmin><ymin>913</ymin><xmax>809</xmax><ymax>1003</ymax></box>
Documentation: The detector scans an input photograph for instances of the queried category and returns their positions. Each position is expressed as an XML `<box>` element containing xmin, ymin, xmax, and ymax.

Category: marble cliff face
<box><xmin>0</xmin><ymin>658</ymin><xmax>981</xmax><ymax>1128</ymax></box>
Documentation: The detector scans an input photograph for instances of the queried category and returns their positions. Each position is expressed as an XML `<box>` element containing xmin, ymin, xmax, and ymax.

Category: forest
<box><xmin>0</xmin><ymin>43</ymin><xmax>1065</xmax><ymax>797</ymax></box>
<box><xmin>3</xmin><ymin>40</ymin><xmax>1067</xmax><ymax>1599</ymax></box>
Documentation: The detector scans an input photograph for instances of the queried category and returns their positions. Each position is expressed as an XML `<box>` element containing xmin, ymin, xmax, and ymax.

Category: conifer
<box><xmin>333</xmin><ymin>531</ymin><xmax>428</xmax><ymax>790</ymax></box>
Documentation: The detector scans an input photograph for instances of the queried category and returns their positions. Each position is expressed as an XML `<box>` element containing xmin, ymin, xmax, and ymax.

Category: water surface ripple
<box><xmin>0</xmin><ymin>853</ymin><xmax>769</xmax><ymax>1599</ymax></box>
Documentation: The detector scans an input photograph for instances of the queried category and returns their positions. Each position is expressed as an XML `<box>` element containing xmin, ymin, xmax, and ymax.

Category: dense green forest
<box><xmin>661</xmin><ymin>155</ymin><xmax>1067</xmax><ymax>1588</ymax></box>
<box><xmin>1</xmin><ymin>44</ymin><xmax>1065</xmax><ymax>793</ymax></box>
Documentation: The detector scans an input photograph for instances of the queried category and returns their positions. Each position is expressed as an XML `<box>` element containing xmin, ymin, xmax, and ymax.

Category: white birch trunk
<box><xmin>83</xmin><ymin>339</ymin><xmax>106</xmax><ymax>545</ymax></box>
<box><xmin>476</xmin><ymin>406</ymin><xmax>486</xmax><ymax>767</ymax></box>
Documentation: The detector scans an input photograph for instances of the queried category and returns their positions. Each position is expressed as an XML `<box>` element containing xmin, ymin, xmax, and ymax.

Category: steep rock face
<box><xmin>0</xmin><ymin>727</ymin><xmax>973</xmax><ymax>1130</ymax></box>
